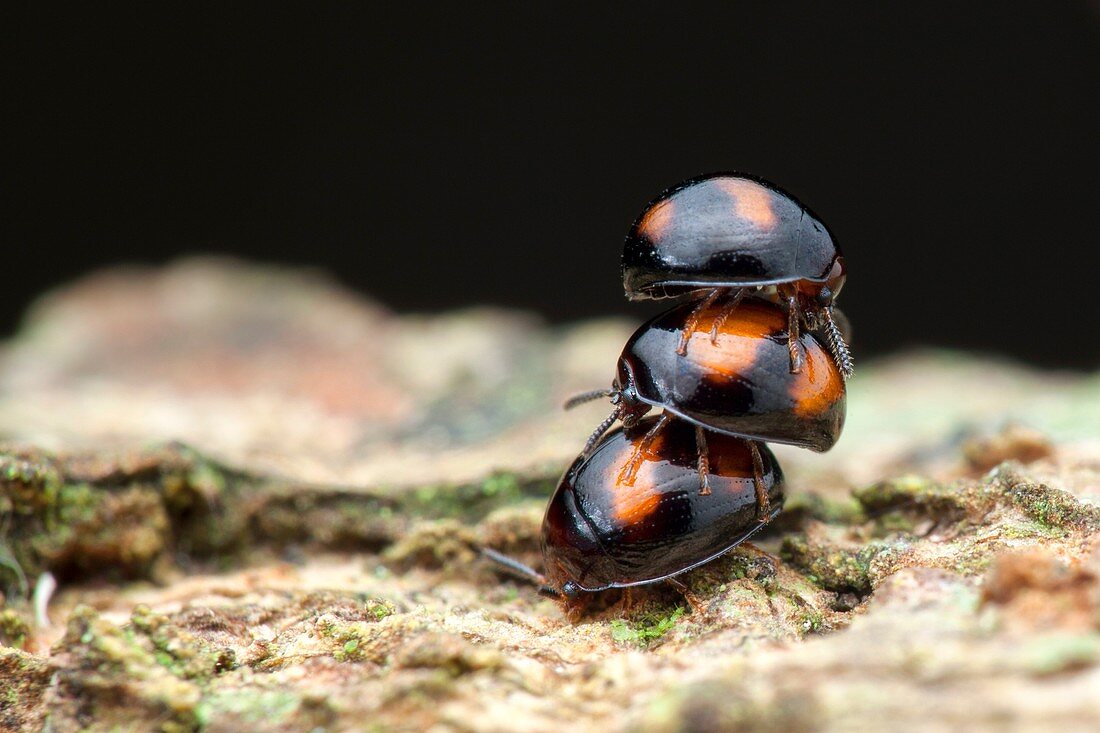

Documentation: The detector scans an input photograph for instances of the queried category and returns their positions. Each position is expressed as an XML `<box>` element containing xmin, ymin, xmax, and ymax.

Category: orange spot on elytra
<box><xmin>616</xmin><ymin>429</ymin><xmax>666</xmax><ymax>487</ymax></box>
<box><xmin>611</xmin><ymin>429</ymin><xmax>667</xmax><ymax>523</ymax></box>
<box><xmin>682</xmin><ymin>298</ymin><xmax>779</xmax><ymax>378</ymax></box>
<box><xmin>716</xmin><ymin>179</ymin><xmax>777</xmax><ymax>230</ymax></box>
<box><xmin>790</xmin><ymin>338</ymin><xmax>843</xmax><ymax>418</ymax></box>
<box><xmin>611</xmin><ymin>489</ymin><xmax>662</xmax><ymax>525</ymax></box>
<box><xmin>639</xmin><ymin>200</ymin><xmax>675</xmax><ymax>241</ymax></box>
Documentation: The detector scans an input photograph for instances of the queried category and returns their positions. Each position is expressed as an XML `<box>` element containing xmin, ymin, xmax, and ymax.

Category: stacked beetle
<box><xmin>485</xmin><ymin>173</ymin><xmax>851</xmax><ymax>610</ymax></box>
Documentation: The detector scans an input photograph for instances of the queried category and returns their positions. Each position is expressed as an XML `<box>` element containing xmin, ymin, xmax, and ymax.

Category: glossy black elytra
<box><xmin>483</xmin><ymin>416</ymin><xmax>784</xmax><ymax>605</ymax></box>
<box><xmin>569</xmin><ymin>295</ymin><xmax>846</xmax><ymax>461</ymax></box>
<box><xmin>621</xmin><ymin>172</ymin><xmax>852</xmax><ymax>378</ymax></box>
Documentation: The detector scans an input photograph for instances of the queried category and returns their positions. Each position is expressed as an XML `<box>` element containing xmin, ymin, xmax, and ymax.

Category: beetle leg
<box><xmin>618</xmin><ymin>412</ymin><xmax>668</xmax><ymax>486</ymax></box>
<box><xmin>786</xmin><ymin>294</ymin><xmax>804</xmax><ymax>373</ymax></box>
<box><xmin>749</xmin><ymin>441</ymin><xmax>771</xmax><ymax>520</ymax></box>
<box><xmin>666</xmin><ymin>576</ymin><xmax>707</xmax><ymax>615</ymax></box>
<box><xmin>676</xmin><ymin>288</ymin><xmax>723</xmax><ymax>356</ymax></box>
<box><xmin>695</xmin><ymin>424</ymin><xmax>712</xmax><ymax>496</ymax></box>
<box><xmin>709</xmin><ymin>288</ymin><xmax>747</xmax><ymax>345</ymax></box>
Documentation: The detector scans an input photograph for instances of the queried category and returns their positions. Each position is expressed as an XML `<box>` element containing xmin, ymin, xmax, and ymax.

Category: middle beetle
<box><xmin>568</xmin><ymin>295</ymin><xmax>845</xmax><ymax>491</ymax></box>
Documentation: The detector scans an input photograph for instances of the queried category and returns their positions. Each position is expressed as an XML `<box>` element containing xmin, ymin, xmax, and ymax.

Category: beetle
<box><xmin>483</xmin><ymin>415</ymin><xmax>784</xmax><ymax>607</ymax></box>
<box><xmin>567</xmin><ymin>295</ymin><xmax>845</xmax><ymax>488</ymax></box>
<box><xmin>621</xmin><ymin>172</ymin><xmax>852</xmax><ymax>378</ymax></box>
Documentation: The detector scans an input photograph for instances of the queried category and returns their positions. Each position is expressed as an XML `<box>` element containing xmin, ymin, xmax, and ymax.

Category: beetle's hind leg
<box><xmin>695</xmin><ymin>424</ymin><xmax>712</xmax><ymax>496</ymax></box>
<box><xmin>666</xmin><ymin>576</ymin><xmax>707</xmax><ymax>615</ymax></box>
<box><xmin>618</xmin><ymin>412</ymin><xmax>669</xmax><ymax>486</ymax></box>
<box><xmin>709</xmin><ymin>288</ymin><xmax>747</xmax><ymax>345</ymax></box>
<box><xmin>785</xmin><ymin>294</ymin><xmax>804</xmax><ymax>374</ymax></box>
<box><xmin>749</xmin><ymin>441</ymin><xmax>771</xmax><ymax>521</ymax></box>
<box><xmin>676</xmin><ymin>288</ymin><xmax>723</xmax><ymax>356</ymax></box>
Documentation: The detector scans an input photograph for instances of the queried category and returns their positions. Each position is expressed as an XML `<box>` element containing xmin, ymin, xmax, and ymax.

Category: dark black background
<box><xmin>6</xmin><ymin>3</ymin><xmax>1100</xmax><ymax>368</ymax></box>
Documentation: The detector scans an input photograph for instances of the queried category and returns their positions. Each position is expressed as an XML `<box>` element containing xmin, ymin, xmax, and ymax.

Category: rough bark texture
<box><xmin>1</xmin><ymin>258</ymin><xmax>1098</xmax><ymax>732</ymax></box>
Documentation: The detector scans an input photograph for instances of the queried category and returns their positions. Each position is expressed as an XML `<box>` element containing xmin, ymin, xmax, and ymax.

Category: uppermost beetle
<box><xmin>621</xmin><ymin>172</ymin><xmax>852</xmax><ymax>379</ymax></box>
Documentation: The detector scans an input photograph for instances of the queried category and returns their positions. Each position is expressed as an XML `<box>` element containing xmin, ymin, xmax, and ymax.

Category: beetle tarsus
<box><xmin>709</xmin><ymin>288</ymin><xmax>746</xmax><ymax>344</ymax></box>
<box><xmin>749</xmin><ymin>441</ymin><xmax>771</xmax><ymax>520</ymax></box>
<box><xmin>676</xmin><ymin>288</ymin><xmax>723</xmax><ymax>356</ymax></box>
<box><xmin>613</xmin><ymin>586</ymin><xmax>635</xmax><ymax>613</ymax></box>
<box><xmin>822</xmin><ymin>308</ymin><xmax>854</xmax><ymax>380</ymax></box>
<box><xmin>618</xmin><ymin>412</ymin><xmax>668</xmax><ymax>486</ymax></box>
<box><xmin>695</xmin><ymin>424</ymin><xmax>712</xmax><ymax>495</ymax></box>
<box><xmin>667</xmin><ymin>576</ymin><xmax>708</xmax><ymax>615</ymax></box>
<box><xmin>786</xmin><ymin>296</ymin><xmax>804</xmax><ymax>373</ymax></box>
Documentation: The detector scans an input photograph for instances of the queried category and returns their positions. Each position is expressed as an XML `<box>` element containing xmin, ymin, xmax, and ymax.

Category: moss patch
<box><xmin>50</xmin><ymin>606</ymin><xmax>203</xmax><ymax>732</ymax></box>
<box><xmin>781</xmin><ymin>491</ymin><xmax>866</xmax><ymax>525</ymax></box>
<box><xmin>0</xmin><ymin>608</ymin><xmax>30</xmax><ymax>649</ymax></box>
<box><xmin>780</xmin><ymin>536</ymin><xmax>893</xmax><ymax>596</ymax></box>
<box><xmin>0</xmin><ymin>445</ymin><xmax>562</xmax><ymax>586</ymax></box>
<box><xmin>854</xmin><ymin>475</ymin><xmax>975</xmax><ymax>526</ymax></box>
<box><xmin>991</xmin><ymin>467</ymin><xmax>1100</xmax><ymax>532</ymax></box>
<box><xmin>130</xmin><ymin>604</ymin><xmax>236</xmax><ymax>681</ymax></box>
<box><xmin>610</xmin><ymin>607</ymin><xmax>686</xmax><ymax>648</ymax></box>
<box><xmin>0</xmin><ymin>647</ymin><xmax>51</xmax><ymax>731</ymax></box>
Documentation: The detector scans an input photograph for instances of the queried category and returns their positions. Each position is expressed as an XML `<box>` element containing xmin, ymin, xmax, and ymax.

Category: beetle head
<box><xmin>612</xmin><ymin>369</ymin><xmax>651</xmax><ymax>428</ymax></box>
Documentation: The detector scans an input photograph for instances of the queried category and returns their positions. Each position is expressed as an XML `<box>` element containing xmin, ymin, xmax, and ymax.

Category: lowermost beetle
<box><xmin>484</xmin><ymin>416</ymin><xmax>784</xmax><ymax>607</ymax></box>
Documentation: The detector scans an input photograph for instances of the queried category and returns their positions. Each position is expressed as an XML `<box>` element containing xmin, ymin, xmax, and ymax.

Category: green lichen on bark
<box><xmin>989</xmin><ymin>464</ymin><xmax>1100</xmax><ymax>532</ymax></box>
<box><xmin>854</xmin><ymin>474</ymin><xmax>974</xmax><ymax>523</ymax></box>
<box><xmin>50</xmin><ymin>606</ymin><xmax>205</xmax><ymax>732</ymax></box>
<box><xmin>0</xmin><ymin>443</ymin><xmax>560</xmax><ymax>593</ymax></box>
<box><xmin>0</xmin><ymin>647</ymin><xmax>51</xmax><ymax>731</ymax></box>
<box><xmin>779</xmin><ymin>535</ymin><xmax>892</xmax><ymax>595</ymax></box>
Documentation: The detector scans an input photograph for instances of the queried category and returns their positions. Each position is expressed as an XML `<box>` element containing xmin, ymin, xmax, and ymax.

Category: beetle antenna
<box><xmin>581</xmin><ymin>409</ymin><xmax>619</xmax><ymax>456</ymax></box>
<box><xmin>482</xmin><ymin>548</ymin><xmax>545</xmax><ymax>584</ymax></box>
<box><xmin>481</xmin><ymin>549</ymin><xmax>565</xmax><ymax>599</ymax></box>
<box><xmin>822</xmin><ymin>308</ymin><xmax>854</xmax><ymax>380</ymax></box>
<box><xmin>564</xmin><ymin>389</ymin><xmax>615</xmax><ymax>410</ymax></box>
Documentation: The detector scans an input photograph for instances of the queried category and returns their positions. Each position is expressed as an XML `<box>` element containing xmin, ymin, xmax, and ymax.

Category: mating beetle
<box><xmin>484</xmin><ymin>416</ymin><xmax>784</xmax><ymax>605</ymax></box>
<box><xmin>621</xmin><ymin>172</ymin><xmax>852</xmax><ymax>378</ymax></box>
<box><xmin>568</xmin><ymin>296</ymin><xmax>845</xmax><ymax>476</ymax></box>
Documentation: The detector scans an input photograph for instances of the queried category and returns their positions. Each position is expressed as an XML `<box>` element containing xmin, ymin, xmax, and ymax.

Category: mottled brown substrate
<box><xmin>1</xmin><ymin>259</ymin><xmax>1098</xmax><ymax>732</ymax></box>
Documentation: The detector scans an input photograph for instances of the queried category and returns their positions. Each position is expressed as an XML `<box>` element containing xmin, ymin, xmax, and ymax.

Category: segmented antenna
<box><xmin>481</xmin><ymin>548</ymin><xmax>545</xmax><ymax>583</ymax></box>
<box><xmin>822</xmin><ymin>308</ymin><xmax>854</xmax><ymax>380</ymax></box>
<box><xmin>581</xmin><ymin>409</ymin><xmax>619</xmax><ymax>456</ymax></box>
<box><xmin>563</xmin><ymin>389</ymin><xmax>614</xmax><ymax>410</ymax></box>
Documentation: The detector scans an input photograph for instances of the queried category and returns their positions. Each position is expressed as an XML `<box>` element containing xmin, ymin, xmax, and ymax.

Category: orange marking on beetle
<box><xmin>716</xmin><ymin>179</ymin><xmax>777</xmax><ymax>230</ymax></box>
<box><xmin>611</xmin><ymin>434</ymin><xmax>667</xmax><ymax>523</ymax></box>
<box><xmin>639</xmin><ymin>200</ymin><xmax>676</xmax><ymax>241</ymax></box>
<box><xmin>681</xmin><ymin>299</ymin><xmax>781</xmax><ymax>378</ymax></box>
<box><xmin>611</xmin><ymin>449</ymin><xmax>660</xmax><ymax>521</ymax></box>
<box><xmin>610</xmin><ymin>483</ymin><xmax>663</xmax><ymax>525</ymax></box>
<box><xmin>616</xmin><ymin>428</ymin><xmax>667</xmax><ymax>487</ymax></box>
<box><xmin>789</xmin><ymin>340</ymin><xmax>843</xmax><ymax>418</ymax></box>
